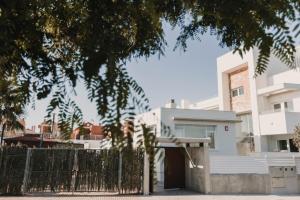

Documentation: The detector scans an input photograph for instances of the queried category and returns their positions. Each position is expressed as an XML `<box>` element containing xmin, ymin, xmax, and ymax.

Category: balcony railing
<box><xmin>259</xmin><ymin>111</ymin><xmax>300</xmax><ymax>135</ymax></box>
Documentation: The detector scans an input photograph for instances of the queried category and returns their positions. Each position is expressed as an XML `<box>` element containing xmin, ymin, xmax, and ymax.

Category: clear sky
<box><xmin>25</xmin><ymin>24</ymin><xmax>231</xmax><ymax>129</ymax></box>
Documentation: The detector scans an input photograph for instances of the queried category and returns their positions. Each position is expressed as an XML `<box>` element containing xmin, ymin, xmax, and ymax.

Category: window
<box><xmin>278</xmin><ymin>140</ymin><xmax>288</xmax><ymax>151</ymax></box>
<box><xmin>273</xmin><ymin>103</ymin><xmax>281</xmax><ymax>112</ymax></box>
<box><xmin>207</xmin><ymin>131</ymin><xmax>215</xmax><ymax>149</ymax></box>
<box><xmin>231</xmin><ymin>86</ymin><xmax>244</xmax><ymax>97</ymax></box>
<box><xmin>284</xmin><ymin>101</ymin><xmax>293</xmax><ymax>111</ymax></box>
<box><xmin>174</xmin><ymin>125</ymin><xmax>216</xmax><ymax>149</ymax></box>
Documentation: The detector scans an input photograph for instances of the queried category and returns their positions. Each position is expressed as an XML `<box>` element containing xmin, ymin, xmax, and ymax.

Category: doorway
<box><xmin>164</xmin><ymin>147</ymin><xmax>185</xmax><ymax>189</ymax></box>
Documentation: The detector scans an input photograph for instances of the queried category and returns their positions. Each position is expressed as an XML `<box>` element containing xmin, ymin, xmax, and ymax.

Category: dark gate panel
<box><xmin>164</xmin><ymin>147</ymin><xmax>185</xmax><ymax>189</ymax></box>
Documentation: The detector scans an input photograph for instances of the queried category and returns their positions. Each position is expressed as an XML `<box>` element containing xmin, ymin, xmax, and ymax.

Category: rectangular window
<box><xmin>231</xmin><ymin>86</ymin><xmax>244</xmax><ymax>97</ymax></box>
<box><xmin>174</xmin><ymin>124</ymin><xmax>216</xmax><ymax>149</ymax></box>
<box><xmin>284</xmin><ymin>101</ymin><xmax>293</xmax><ymax>111</ymax></box>
<box><xmin>278</xmin><ymin>140</ymin><xmax>288</xmax><ymax>151</ymax></box>
<box><xmin>232</xmin><ymin>89</ymin><xmax>239</xmax><ymax>97</ymax></box>
<box><xmin>273</xmin><ymin>103</ymin><xmax>281</xmax><ymax>112</ymax></box>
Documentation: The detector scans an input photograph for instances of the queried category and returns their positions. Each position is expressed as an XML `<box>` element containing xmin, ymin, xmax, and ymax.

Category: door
<box><xmin>164</xmin><ymin>147</ymin><xmax>185</xmax><ymax>189</ymax></box>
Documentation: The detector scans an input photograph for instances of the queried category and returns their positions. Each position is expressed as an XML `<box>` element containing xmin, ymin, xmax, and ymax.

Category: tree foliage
<box><xmin>293</xmin><ymin>125</ymin><xmax>300</xmax><ymax>149</ymax></box>
<box><xmin>0</xmin><ymin>78</ymin><xmax>25</xmax><ymax>142</ymax></box>
<box><xmin>0</xmin><ymin>0</ymin><xmax>299</xmax><ymax>141</ymax></box>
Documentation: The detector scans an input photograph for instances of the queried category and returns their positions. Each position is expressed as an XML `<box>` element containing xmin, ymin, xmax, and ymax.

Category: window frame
<box><xmin>174</xmin><ymin>124</ymin><xmax>216</xmax><ymax>149</ymax></box>
<box><xmin>231</xmin><ymin>86</ymin><xmax>244</xmax><ymax>97</ymax></box>
<box><xmin>277</xmin><ymin>140</ymin><xmax>288</xmax><ymax>151</ymax></box>
<box><xmin>273</xmin><ymin>103</ymin><xmax>281</xmax><ymax>112</ymax></box>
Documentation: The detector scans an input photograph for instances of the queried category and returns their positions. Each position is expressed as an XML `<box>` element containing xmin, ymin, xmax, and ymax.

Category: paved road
<box><xmin>1</xmin><ymin>191</ymin><xmax>299</xmax><ymax>200</ymax></box>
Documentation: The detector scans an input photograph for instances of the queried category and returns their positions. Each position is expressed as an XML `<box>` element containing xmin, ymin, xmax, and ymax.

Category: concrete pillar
<box><xmin>143</xmin><ymin>152</ymin><xmax>150</xmax><ymax>195</ymax></box>
<box><xmin>118</xmin><ymin>151</ymin><xmax>123</xmax><ymax>193</ymax></box>
<box><xmin>203</xmin><ymin>143</ymin><xmax>211</xmax><ymax>194</ymax></box>
<box><xmin>22</xmin><ymin>148</ymin><xmax>32</xmax><ymax>194</ymax></box>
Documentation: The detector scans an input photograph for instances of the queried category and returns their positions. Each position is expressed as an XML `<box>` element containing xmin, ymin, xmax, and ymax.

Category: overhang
<box><xmin>257</xmin><ymin>83</ymin><xmax>300</xmax><ymax>96</ymax></box>
<box><xmin>172</xmin><ymin>117</ymin><xmax>241</xmax><ymax>123</ymax></box>
<box><xmin>157</xmin><ymin>137</ymin><xmax>210</xmax><ymax>144</ymax></box>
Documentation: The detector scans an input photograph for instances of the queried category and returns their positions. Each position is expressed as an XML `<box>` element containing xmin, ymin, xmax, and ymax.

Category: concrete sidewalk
<box><xmin>0</xmin><ymin>191</ymin><xmax>299</xmax><ymax>200</ymax></box>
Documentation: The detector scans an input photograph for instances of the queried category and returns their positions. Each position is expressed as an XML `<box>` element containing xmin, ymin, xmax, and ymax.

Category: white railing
<box><xmin>295</xmin><ymin>157</ymin><xmax>300</xmax><ymax>174</ymax></box>
<box><xmin>210</xmin><ymin>156</ymin><xmax>268</xmax><ymax>174</ymax></box>
<box><xmin>210</xmin><ymin>154</ymin><xmax>300</xmax><ymax>174</ymax></box>
<box><xmin>259</xmin><ymin>111</ymin><xmax>300</xmax><ymax>135</ymax></box>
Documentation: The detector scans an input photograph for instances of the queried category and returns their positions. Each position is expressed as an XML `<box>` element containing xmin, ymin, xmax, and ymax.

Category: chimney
<box><xmin>165</xmin><ymin>99</ymin><xmax>177</xmax><ymax>108</ymax></box>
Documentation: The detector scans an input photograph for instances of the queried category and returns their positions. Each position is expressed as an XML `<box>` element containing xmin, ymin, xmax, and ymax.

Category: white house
<box><xmin>135</xmin><ymin>101</ymin><xmax>239</xmax><ymax>155</ymax></box>
<box><xmin>135</xmin><ymin>101</ymin><xmax>239</xmax><ymax>191</ymax></box>
<box><xmin>187</xmin><ymin>46</ymin><xmax>300</xmax><ymax>154</ymax></box>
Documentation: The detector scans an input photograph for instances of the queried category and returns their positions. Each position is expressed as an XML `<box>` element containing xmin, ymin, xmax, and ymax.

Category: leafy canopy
<box><xmin>0</xmin><ymin>0</ymin><xmax>299</xmax><ymax>141</ymax></box>
<box><xmin>293</xmin><ymin>125</ymin><xmax>300</xmax><ymax>149</ymax></box>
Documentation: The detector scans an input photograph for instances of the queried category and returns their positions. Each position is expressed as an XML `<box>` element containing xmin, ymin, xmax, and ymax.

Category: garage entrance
<box><xmin>164</xmin><ymin>147</ymin><xmax>185</xmax><ymax>189</ymax></box>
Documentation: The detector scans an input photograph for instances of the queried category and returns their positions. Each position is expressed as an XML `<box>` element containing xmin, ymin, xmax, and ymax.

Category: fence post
<box><xmin>143</xmin><ymin>151</ymin><xmax>150</xmax><ymax>195</ymax></box>
<box><xmin>71</xmin><ymin>149</ymin><xmax>78</xmax><ymax>193</ymax></box>
<box><xmin>118</xmin><ymin>150</ymin><xmax>122</xmax><ymax>193</ymax></box>
<box><xmin>203</xmin><ymin>142</ymin><xmax>211</xmax><ymax>194</ymax></box>
<box><xmin>22</xmin><ymin>148</ymin><xmax>32</xmax><ymax>194</ymax></box>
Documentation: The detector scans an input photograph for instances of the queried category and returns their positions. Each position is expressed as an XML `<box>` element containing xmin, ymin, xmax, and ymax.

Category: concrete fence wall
<box><xmin>185</xmin><ymin>145</ymin><xmax>210</xmax><ymax>193</ymax></box>
<box><xmin>211</xmin><ymin>174</ymin><xmax>271</xmax><ymax>194</ymax></box>
<box><xmin>210</xmin><ymin>155</ymin><xmax>300</xmax><ymax>194</ymax></box>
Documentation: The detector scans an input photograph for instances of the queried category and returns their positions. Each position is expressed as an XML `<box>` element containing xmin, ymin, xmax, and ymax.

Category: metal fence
<box><xmin>0</xmin><ymin>147</ymin><xmax>144</xmax><ymax>195</ymax></box>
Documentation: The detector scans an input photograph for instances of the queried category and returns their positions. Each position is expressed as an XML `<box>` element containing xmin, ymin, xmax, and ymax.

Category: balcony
<box><xmin>259</xmin><ymin>111</ymin><xmax>300</xmax><ymax>135</ymax></box>
<box><xmin>257</xmin><ymin>83</ymin><xmax>300</xmax><ymax>97</ymax></box>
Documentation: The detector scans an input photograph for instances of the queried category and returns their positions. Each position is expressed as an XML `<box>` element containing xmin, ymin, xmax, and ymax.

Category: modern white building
<box><xmin>185</xmin><ymin>46</ymin><xmax>300</xmax><ymax>154</ymax></box>
<box><xmin>135</xmin><ymin>46</ymin><xmax>300</xmax><ymax>193</ymax></box>
<box><xmin>136</xmin><ymin>102</ymin><xmax>239</xmax><ymax>155</ymax></box>
<box><xmin>135</xmin><ymin>101</ymin><xmax>239</xmax><ymax>191</ymax></box>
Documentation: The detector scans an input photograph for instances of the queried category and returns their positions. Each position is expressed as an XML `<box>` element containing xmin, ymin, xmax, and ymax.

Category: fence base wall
<box><xmin>210</xmin><ymin>174</ymin><xmax>271</xmax><ymax>194</ymax></box>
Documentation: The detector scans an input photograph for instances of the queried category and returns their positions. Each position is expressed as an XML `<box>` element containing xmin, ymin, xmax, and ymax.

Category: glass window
<box><xmin>207</xmin><ymin>131</ymin><xmax>215</xmax><ymax>149</ymax></box>
<box><xmin>174</xmin><ymin>125</ymin><xmax>216</xmax><ymax>148</ymax></box>
<box><xmin>239</xmin><ymin>87</ymin><xmax>244</xmax><ymax>95</ymax></box>
<box><xmin>232</xmin><ymin>89</ymin><xmax>239</xmax><ymax>97</ymax></box>
<box><xmin>175</xmin><ymin>126</ymin><xmax>184</xmax><ymax>137</ymax></box>
<box><xmin>231</xmin><ymin>86</ymin><xmax>244</xmax><ymax>97</ymax></box>
<box><xmin>273</xmin><ymin>103</ymin><xmax>281</xmax><ymax>112</ymax></box>
<box><xmin>278</xmin><ymin>140</ymin><xmax>288</xmax><ymax>151</ymax></box>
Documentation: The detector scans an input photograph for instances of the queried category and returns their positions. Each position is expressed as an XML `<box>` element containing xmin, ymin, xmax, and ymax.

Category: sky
<box><xmin>25</xmin><ymin>24</ymin><xmax>231</xmax><ymax>129</ymax></box>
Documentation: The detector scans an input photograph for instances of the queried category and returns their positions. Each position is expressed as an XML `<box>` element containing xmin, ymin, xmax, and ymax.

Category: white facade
<box><xmin>192</xmin><ymin>46</ymin><xmax>300</xmax><ymax>153</ymax></box>
<box><xmin>136</xmin><ymin>106</ymin><xmax>238</xmax><ymax>191</ymax></box>
<box><xmin>136</xmin><ymin>106</ymin><xmax>238</xmax><ymax>155</ymax></box>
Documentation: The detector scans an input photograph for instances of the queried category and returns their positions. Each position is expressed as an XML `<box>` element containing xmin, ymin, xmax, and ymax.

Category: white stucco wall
<box><xmin>136</xmin><ymin>107</ymin><xmax>238</xmax><ymax>155</ymax></box>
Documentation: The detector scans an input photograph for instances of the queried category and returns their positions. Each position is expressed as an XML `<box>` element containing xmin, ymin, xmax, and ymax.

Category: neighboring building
<box><xmin>71</xmin><ymin>122</ymin><xmax>105</xmax><ymax>140</ymax></box>
<box><xmin>185</xmin><ymin>46</ymin><xmax>300</xmax><ymax>153</ymax></box>
<box><xmin>38</xmin><ymin>120</ymin><xmax>61</xmax><ymax>139</ymax></box>
<box><xmin>4</xmin><ymin>132</ymin><xmax>83</xmax><ymax>148</ymax></box>
<box><xmin>1</xmin><ymin>118</ymin><xmax>26</xmax><ymax>138</ymax></box>
<box><xmin>70</xmin><ymin>122</ymin><xmax>106</xmax><ymax>148</ymax></box>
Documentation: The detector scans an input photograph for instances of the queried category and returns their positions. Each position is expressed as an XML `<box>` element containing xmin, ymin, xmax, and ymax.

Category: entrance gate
<box><xmin>164</xmin><ymin>147</ymin><xmax>185</xmax><ymax>189</ymax></box>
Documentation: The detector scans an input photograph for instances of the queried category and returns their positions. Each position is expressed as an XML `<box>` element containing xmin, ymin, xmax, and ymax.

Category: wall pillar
<box><xmin>143</xmin><ymin>152</ymin><xmax>150</xmax><ymax>195</ymax></box>
<box><xmin>203</xmin><ymin>143</ymin><xmax>211</xmax><ymax>194</ymax></box>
